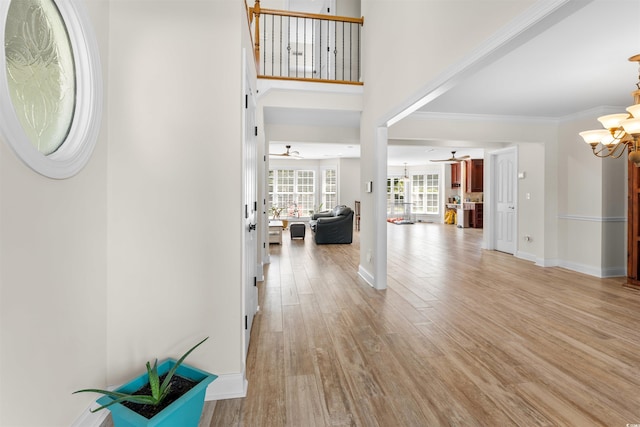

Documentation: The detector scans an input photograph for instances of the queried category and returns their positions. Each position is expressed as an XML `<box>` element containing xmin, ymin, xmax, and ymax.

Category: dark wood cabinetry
<box><xmin>472</xmin><ymin>203</ymin><xmax>483</xmax><ymax>228</ymax></box>
<box><xmin>464</xmin><ymin>203</ymin><xmax>483</xmax><ymax>229</ymax></box>
<box><xmin>451</xmin><ymin>163</ymin><xmax>461</xmax><ymax>188</ymax></box>
<box><xmin>627</xmin><ymin>160</ymin><xmax>640</xmax><ymax>289</ymax></box>
<box><xmin>466</xmin><ymin>159</ymin><xmax>484</xmax><ymax>192</ymax></box>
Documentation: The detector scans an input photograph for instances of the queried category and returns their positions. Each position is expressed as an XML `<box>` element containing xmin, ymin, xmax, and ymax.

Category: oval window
<box><xmin>4</xmin><ymin>0</ymin><xmax>76</xmax><ymax>155</ymax></box>
<box><xmin>0</xmin><ymin>0</ymin><xmax>101</xmax><ymax>179</ymax></box>
<box><xmin>5</xmin><ymin>0</ymin><xmax>76</xmax><ymax>156</ymax></box>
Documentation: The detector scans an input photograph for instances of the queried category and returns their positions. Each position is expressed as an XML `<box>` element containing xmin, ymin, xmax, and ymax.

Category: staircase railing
<box><xmin>249</xmin><ymin>1</ymin><xmax>363</xmax><ymax>85</ymax></box>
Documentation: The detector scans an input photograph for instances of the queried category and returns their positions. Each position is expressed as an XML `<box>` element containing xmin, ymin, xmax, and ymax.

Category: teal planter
<box><xmin>97</xmin><ymin>359</ymin><xmax>217</xmax><ymax>427</ymax></box>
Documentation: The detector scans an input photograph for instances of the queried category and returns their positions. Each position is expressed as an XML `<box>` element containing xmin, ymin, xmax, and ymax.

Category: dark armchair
<box><xmin>310</xmin><ymin>205</ymin><xmax>353</xmax><ymax>244</ymax></box>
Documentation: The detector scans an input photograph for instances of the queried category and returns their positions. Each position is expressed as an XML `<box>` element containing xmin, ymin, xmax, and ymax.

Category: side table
<box><xmin>268</xmin><ymin>220</ymin><xmax>283</xmax><ymax>244</ymax></box>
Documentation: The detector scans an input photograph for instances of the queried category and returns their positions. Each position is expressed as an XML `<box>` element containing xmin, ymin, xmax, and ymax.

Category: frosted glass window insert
<box><xmin>4</xmin><ymin>0</ymin><xmax>76</xmax><ymax>155</ymax></box>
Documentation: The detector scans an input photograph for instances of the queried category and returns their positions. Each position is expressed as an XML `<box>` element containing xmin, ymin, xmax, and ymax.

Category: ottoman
<box><xmin>290</xmin><ymin>222</ymin><xmax>306</xmax><ymax>240</ymax></box>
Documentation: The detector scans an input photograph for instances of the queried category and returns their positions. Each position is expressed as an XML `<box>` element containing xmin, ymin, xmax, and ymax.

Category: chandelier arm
<box><xmin>609</xmin><ymin>148</ymin><xmax>628</xmax><ymax>159</ymax></box>
<box><xmin>611</xmin><ymin>141</ymin><xmax>633</xmax><ymax>159</ymax></box>
<box><xmin>591</xmin><ymin>142</ymin><xmax>628</xmax><ymax>158</ymax></box>
<box><xmin>591</xmin><ymin>145</ymin><xmax>614</xmax><ymax>157</ymax></box>
<box><xmin>611</xmin><ymin>141</ymin><xmax>632</xmax><ymax>158</ymax></box>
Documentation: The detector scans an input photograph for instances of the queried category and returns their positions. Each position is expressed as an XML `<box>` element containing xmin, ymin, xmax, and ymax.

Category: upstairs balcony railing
<box><xmin>248</xmin><ymin>1</ymin><xmax>363</xmax><ymax>85</ymax></box>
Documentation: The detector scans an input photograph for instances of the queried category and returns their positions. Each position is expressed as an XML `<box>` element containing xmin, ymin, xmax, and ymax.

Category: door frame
<box><xmin>241</xmin><ymin>51</ymin><xmax>258</xmax><ymax>366</ymax></box>
<box><xmin>486</xmin><ymin>146</ymin><xmax>518</xmax><ymax>253</ymax></box>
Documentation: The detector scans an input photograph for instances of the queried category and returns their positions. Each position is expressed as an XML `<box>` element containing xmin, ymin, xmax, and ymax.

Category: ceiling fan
<box><xmin>430</xmin><ymin>150</ymin><xmax>470</xmax><ymax>163</ymax></box>
<box><xmin>269</xmin><ymin>145</ymin><xmax>302</xmax><ymax>159</ymax></box>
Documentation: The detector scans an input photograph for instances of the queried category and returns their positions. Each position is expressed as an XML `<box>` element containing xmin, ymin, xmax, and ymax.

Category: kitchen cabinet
<box><xmin>466</xmin><ymin>159</ymin><xmax>484</xmax><ymax>192</ymax></box>
<box><xmin>472</xmin><ymin>203</ymin><xmax>483</xmax><ymax>228</ymax></box>
<box><xmin>451</xmin><ymin>163</ymin><xmax>461</xmax><ymax>188</ymax></box>
<box><xmin>463</xmin><ymin>203</ymin><xmax>483</xmax><ymax>229</ymax></box>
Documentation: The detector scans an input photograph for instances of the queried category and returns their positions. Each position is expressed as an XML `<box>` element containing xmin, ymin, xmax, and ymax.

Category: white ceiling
<box><xmin>420</xmin><ymin>0</ymin><xmax>640</xmax><ymax>118</ymax></box>
<box><xmin>264</xmin><ymin>0</ymin><xmax>640</xmax><ymax>164</ymax></box>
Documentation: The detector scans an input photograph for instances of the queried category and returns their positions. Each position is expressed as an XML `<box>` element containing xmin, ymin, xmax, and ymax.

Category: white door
<box><xmin>493</xmin><ymin>149</ymin><xmax>517</xmax><ymax>254</ymax></box>
<box><xmin>242</xmin><ymin>60</ymin><xmax>258</xmax><ymax>360</ymax></box>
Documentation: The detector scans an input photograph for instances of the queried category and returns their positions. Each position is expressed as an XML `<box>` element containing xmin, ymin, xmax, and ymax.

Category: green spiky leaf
<box><xmin>147</xmin><ymin>360</ymin><xmax>161</xmax><ymax>401</ymax></box>
<box><xmin>73</xmin><ymin>337</ymin><xmax>209</xmax><ymax>412</ymax></box>
<box><xmin>160</xmin><ymin>337</ymin><xmax>208</xmax><ymax>393</ymax></box>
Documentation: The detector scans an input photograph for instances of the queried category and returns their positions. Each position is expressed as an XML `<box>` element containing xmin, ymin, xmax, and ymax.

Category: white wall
<box><xmin>337</xmin><ymin>0</ymin><xmax>361</xmax><ymax>18</ymax></box>
<box><xmin>338</xmin><ymin>157</ymin><xmax>360</xmax><ymax>209</ymax></box>
<box><xmin>0</xmin><ymin>1</ymin><xmax>110</xmax><ymax>425</ymax></box>
<box><xmin>107</xmin><ymin>0</ymin><xmax>245</xmax><ymax>384</ymax></box>
<box><xmin>263</xmin><ymin>0</ymin><xmax>360</xmax><ymax>17</ymax></box>
<box><xmin>1</xmin><ymin>1</ymin><xmax>249</xmax><ymax>425</ymax></box>
<box><xmin>516</xmin><ymin>143</ymin><xmax>545</xmax><ymax>262</ymax></box>
<box><xmin>556</xmin><ymin>113</ymin><xmax>626</xmax><ymax>276</ymax></box>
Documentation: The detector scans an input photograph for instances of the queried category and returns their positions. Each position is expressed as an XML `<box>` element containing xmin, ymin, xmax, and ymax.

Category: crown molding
<box><xmin>559</xmin><ymin>106</ymin><xmax>629</xmax><ymax>123</ymax></box>
<box><xmin>408</xmin><ymin>110</ymin><xmax>559</xmax><ymax>124</ymax></box>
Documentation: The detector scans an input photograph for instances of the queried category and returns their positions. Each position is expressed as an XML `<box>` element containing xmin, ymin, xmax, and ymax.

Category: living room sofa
<box><xmin>310</xmin><ymin>205</ymin><xmax>354</xmax><ymax>244</ymax></box>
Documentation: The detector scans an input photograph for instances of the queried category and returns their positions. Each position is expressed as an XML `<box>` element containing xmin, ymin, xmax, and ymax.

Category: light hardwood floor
<box><xmin>211</xmin><ymin>222</ymin><xmax>640</xmax><ymax>426</ymax></box>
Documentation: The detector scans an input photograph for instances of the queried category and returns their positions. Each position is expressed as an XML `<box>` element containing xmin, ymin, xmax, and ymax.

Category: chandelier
<box><xmin>403</xmin><ymin>163</ymin><xmax>409</xmax><ymax>181</ymax></box>
<box><xmin>579</xmin><ymin>54</ymin><xmax>640</xmax><ymax>166</ymax></box>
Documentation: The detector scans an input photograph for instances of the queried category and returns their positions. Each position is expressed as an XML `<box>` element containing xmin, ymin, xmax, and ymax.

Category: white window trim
<box><xmin>409</xmin><ymin>172</ymin><xmax>441</xmax><ymax>215</ymax></box>
<box><xmin>321</xmin><ymin>166</ymin><xmax>337</xmax><ymax>210</ymax></box>
<box><xmin>422</xmin><ymin>172</ymin><xmax>440</xmax><ymax>215</ymax></box>
<box><xmin>269</xmin><ymin>168</ymin><xmax>317</xmax><ymax>218</ymax></box>
<box><xmin>0</xmin><ymin>0</ymin><xmax>103</xmax><ymax>179</ymax></box>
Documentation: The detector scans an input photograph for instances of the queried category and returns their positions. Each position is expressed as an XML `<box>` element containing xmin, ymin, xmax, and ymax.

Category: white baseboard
<box><xmin>536</xmin><ymin>257</ymin><xmax>559</xmax><ymax>267</ymax></box>
<box><xmin>600</xmin><ymin>266</ymin><xmax>626</xmax><ymax>278</ymax></box>
<box><xmin>515</xmin><ymin>250</ymin><xmax>536</xmax><ymax>263</ymax></box>
<box><xmin>558</xmin><ymin>260</ymin><xmax>625</xmax><ymax>278</ymax></box>
<box><xmin>513</xmin><ymin>251</ymin><xmax>626</xmax><ymax>278</ymax></box>
<box><xmin>205</xmin><ymin>372</ymin><xmax>248</xmax><ymax>401</ymax></box>
<box><xmin>358</xmin><ymin>265</ymin><xmax>375</xmax><ymax>288</ymax></box>
<box><xmin>71</xmin><ymin>402</ymin><xmax>110</xmax><ymax>427</ymax></box>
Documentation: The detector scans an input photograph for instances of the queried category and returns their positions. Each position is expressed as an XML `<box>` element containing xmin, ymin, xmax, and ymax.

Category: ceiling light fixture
<box><xmin>579</xmin><ymin>54</ymin><xmax>640</xmax><ymax>166</ymax></box>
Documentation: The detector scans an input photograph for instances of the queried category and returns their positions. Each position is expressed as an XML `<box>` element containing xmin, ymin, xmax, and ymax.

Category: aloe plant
<box><xmin>74</xmin><ymin>337</ymin><xmax>208</xmax><ymax>413</ymax></box>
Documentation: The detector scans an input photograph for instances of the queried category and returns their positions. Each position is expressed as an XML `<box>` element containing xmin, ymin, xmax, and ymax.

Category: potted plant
<box><xmin>270</xmin><ymin>206</ymin><xmax>284</xmax><ymax>219</ymax></box>
<box><xmin>74</xmin><ymin>337</ymin><xmax>216</xmax><ymax>427</ymax></box>
<box><xmin>309</xmin><ymin>203</ymin><xmax>324</xmax><ymax>216</ymax></box>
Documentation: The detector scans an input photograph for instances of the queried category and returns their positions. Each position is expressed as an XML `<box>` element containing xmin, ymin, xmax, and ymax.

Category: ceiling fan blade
<box><xmin>430</xmin><ymin>150</ymin><xmax>471</xmax><ymax>162</ymax></box>
<box><xmin>269</xmin><ymin>145</ymin><xmax>303</xmax><ymax>158</ymax></box>
<box><xmin>268</xmin><ymin>150</ymin><xmax>303</xmax><ymax>158</ymax></box>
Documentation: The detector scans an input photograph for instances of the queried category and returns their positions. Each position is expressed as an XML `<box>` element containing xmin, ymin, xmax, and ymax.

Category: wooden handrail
<box><xmin>258</xmin><ymin>75</ymin><xmax>363</xmax><ymax>86</ymax></box>
<box><xmin>248</xmin><ymin>1</ymin><xmax>364</xmax><ymax>83</ymax></box>
<box><xmin>259</xmin><ymin>8</ymin><xmax>364</xmax><ymax>25</ymax></box>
